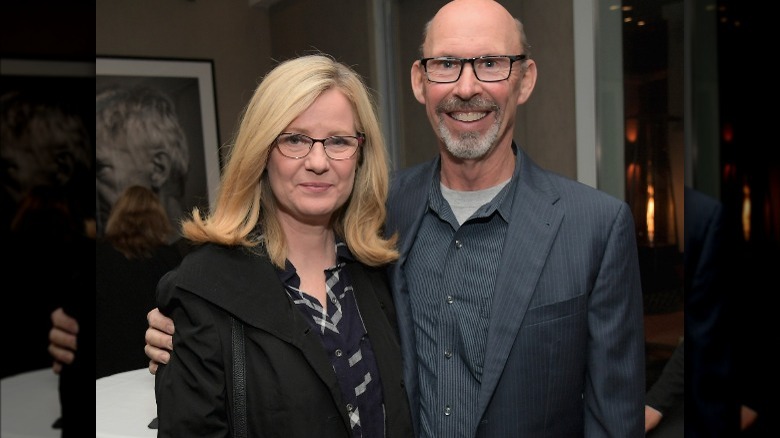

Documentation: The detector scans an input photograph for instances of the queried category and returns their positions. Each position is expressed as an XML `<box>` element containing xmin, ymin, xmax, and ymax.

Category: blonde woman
<box><xmin>153</xmin><ymin>54</ymin><xmax>412</xmax><ymax>437</ymax></box>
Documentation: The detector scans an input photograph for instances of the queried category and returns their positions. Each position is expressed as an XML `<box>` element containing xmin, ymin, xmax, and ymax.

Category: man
<box><xmin>95</xmin><ymin>86</ymin><xmax>189</xmax><ymax>238</ymax></box>
<box><xmin>57</xmin><ymin>1</ymin><xmax>645</xmax><ymax>435</ymax></box>
<box><xmin>382</xmin><ymin>1</ymin><xmax>643</xmax><ymax>435</ymax></box>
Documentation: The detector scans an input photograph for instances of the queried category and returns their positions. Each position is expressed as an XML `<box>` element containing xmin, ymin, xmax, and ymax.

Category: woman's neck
<box><xmin>281</xmin><ymin>220</ymin><xmax>336</xmax><ymax>272</ymax></box>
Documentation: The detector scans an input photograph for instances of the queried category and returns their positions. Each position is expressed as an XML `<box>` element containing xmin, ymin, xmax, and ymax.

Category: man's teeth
<box><xmin>451</xmin><ymin>112</ymin><xmax>486</xmax><ymax>122</ymax></box>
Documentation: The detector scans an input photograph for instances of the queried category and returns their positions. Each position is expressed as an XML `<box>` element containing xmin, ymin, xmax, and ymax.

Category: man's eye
<box><xmin>441</xmin><ymin>60</ymin><xmax>456</xmax><ymax>69</ymax></box>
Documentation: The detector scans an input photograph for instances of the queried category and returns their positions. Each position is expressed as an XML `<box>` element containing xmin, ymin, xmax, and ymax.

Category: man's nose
<box><xmin>453</xmin><ymin>62</ymin><xmax>482</xmax><ymax>98</ymax></box>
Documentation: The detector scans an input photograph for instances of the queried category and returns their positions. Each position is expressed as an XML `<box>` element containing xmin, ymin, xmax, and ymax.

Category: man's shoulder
<box><xmin>522</xmin><ymin>158</ymin><xmax>624</xmax><ymax>208</ymax></box>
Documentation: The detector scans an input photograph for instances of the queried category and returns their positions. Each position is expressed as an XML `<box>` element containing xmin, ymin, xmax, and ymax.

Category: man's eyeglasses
<box><xmin>274</xmin><ymin>132</ymin><xmax>364</xmax><ymax>160</ymax></box>
<box><xmin>419</xmin><ymin>55</ymin><xmax>527</xmax><ymax>83</ymax></box>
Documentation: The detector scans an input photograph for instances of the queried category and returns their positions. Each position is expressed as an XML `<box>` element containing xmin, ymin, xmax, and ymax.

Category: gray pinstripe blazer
<box><xmin>385</xmin><ymin>144</ymin><xmax>645</xmax><ymax>437</ymax></box>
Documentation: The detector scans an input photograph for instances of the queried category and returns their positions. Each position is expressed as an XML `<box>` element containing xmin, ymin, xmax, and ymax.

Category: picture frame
<box><xmin>96</xmin><ymin>56</ymin><xmax>221</xmax><ymax>235</ymax></box>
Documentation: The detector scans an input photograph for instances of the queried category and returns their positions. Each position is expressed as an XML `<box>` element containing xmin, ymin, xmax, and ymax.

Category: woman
<box><xmin>154</xmin><ymin>54</ymin><xmax>413</xmax><ymax>437</ymax></box>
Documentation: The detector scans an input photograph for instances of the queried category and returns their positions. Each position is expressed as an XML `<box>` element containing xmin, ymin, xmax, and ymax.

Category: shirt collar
<box><xmin>278</xmin><ymin>236</ymin><xmax>354</xmax><ymax>283</ymax></box>
<box><xmin>427</xmin><ymin>143</ymin><xmax>521</xmax><ymax>223</ymax></box>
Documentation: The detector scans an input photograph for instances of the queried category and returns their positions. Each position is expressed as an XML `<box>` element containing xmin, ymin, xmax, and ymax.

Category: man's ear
<box><xmin>411</xmin><ymin>61</ymin><xmax>427</xmax><ymax>104</ymax></box>
<box><xmin>516</xmin><ymin>59</ymin><xmax>537</xmax><ymax>105</ymax></box>
<box><xmin>150</xmin><ymin>151</ymin><xmax>172</xmax><ymax>190</ymax></box>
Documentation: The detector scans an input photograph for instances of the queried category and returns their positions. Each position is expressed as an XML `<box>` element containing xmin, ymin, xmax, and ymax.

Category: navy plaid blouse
<box><xmin>277</xmin><ymin>240</ymin><xmax>386</xmax><ymax>437</ymax></box>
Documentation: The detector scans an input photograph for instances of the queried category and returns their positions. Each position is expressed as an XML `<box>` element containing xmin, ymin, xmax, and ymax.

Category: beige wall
<box><xmin>97</xmin><ymin>0</ymin><xmax>272</xmax><ymax>154</ymax></box>
<box><xmin>517</xmin><ymin>0</ymin><xmax>576</xmax><ymax>179</ymax></box>
<box><xmin>95</xmin><ymin>0</ymin><xmax>577</xmax><ymax>179</ymax></box>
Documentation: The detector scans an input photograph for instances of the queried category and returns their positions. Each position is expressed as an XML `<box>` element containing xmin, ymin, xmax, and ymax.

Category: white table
<box><xmin>95</xmin><ymin>368</ymin><xmax>157</xmax><ymax>438</ymax></box>
<box><xmin>1</xmin><ymin>368</ymin><xmax>60</xmax><ymax>438</ymax></box>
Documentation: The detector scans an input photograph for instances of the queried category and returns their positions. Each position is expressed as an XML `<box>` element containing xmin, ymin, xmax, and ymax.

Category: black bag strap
<box><xmin>230</xmin><ymin>316</ymin><xmax>247</xmax><ymax>438</ymax></box>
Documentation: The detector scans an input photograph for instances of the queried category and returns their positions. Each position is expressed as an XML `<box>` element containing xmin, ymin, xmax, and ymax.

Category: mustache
<box><xmin>436</xmin><ymin>97</ymin><xmax>499</xmax><ymax>113</ymax></box>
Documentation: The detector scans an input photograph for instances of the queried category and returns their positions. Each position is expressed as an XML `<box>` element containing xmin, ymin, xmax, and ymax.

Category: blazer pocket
<box><xmin>522</xmin><ymin>294</ymin><xmax>586</xmax><ymax>327</ymax></box>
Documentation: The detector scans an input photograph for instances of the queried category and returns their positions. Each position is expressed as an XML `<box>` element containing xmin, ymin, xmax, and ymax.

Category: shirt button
<box><xmin>330</xmin><ymin>297</ymin><xmax>337</xmax><ymax>304</ymax></box>
<box><xmin>335</xmin><ymin>349</ymin><xmax>343</xmax><ymax>357</ymax></box>
<box><xmin>446</xmin><ymin>295</ymin><xmax>454</xmax><ymax>304</ymax></box>
<box><xmin>444</xmin><ymin>349</ymin><xmax>452</xmax><ymax>358</ymax></box>
<box><xmin>347</xmin><ymin>404</ymin><xmax>354</xmax><ymax>412</ymax></box>
<box><xmin>444</xmin><ymin>405</ymin><xmax>452</xmax><ymax>416</ymax></box>
<box><xmin>455</xmin><ymin>240</ymin><xmax>463</xmax><ymax>249</ymax></box>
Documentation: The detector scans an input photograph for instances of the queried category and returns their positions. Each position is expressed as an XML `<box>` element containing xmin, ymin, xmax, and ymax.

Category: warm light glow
<box><xmin>722</xmin><ymin>122</ymin><xmax>734</xmax><ymax>143</ymax></box>
<box><xmin>742</xmin><ymin>182</ymin><xmax>751</xmax><ymax>241</ymax></box>
<box><xmin>723</xmin><ymin>163</ymin><xmax>737</xmax><ymax>182</ymax></box>
<box><xmin>627</xmin><ymin>163</ymin><xmax>640</xmax><ymax>188</ymax></box>
<box><xmin>625</xmin><ymin>118</ymin><xmax>638</xmax><ymax>143</ymax></box>
<box><xmin>647</xmin><ymin>185</ymin><xmax>655</xmax><ymax>244</ymax></box>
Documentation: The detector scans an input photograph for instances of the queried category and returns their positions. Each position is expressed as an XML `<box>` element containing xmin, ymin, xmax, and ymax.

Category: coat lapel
<box><xmin>173</xmin><ymin>244</ymin><xmax>341</xmax><ymax>397</ymax></box>
<box><xmin>476</xmin><ymin>150</ymin><xmax>564</xmax><ymax>415</ymax></box>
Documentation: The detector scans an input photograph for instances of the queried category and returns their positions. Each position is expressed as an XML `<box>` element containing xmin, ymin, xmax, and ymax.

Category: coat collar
<box><xmin>173</xmin><ymin>243</ymin><xmax>308</xmax><ymax>345</ymax></box>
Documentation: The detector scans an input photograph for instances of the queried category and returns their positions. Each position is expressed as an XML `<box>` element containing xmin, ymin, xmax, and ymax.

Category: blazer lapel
<box><xmin>476</xmin><ymin>150</ymin><xmax>564</xmax><ymax>415</ymax></box>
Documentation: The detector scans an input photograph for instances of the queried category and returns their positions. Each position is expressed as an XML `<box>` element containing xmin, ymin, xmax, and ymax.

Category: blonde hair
<box><xmin>182</xmin><ymin>54</ymin><xmax>398</xmax><ymax>268</ymax></box>
<box><xmin>105</xmin><ymin>185</ymin><xmax>173</xmax><ymax>259</ymax></box>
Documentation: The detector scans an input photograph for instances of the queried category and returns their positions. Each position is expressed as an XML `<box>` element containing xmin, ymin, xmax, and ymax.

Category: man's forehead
<box><xmin>424</xmin><ymin>21</ymin><xmax>520</xmax><ymax>57</ymax></box>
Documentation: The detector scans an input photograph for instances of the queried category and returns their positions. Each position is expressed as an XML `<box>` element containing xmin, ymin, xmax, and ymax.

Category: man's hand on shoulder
<box><xmin>48</xmin><ymin>307</ymin><xmax>78</xmax><ymax>374</ymax></box>
<box><xmin>145</xmin><ymin>308</ymin><xmax>175</xmax><ymax>374</ymax></box>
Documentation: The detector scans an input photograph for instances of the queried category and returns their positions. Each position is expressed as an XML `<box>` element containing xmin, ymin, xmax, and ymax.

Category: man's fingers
<box><xmin>51</xmin><ymin>307</ymin><xmax>79</xmax><ymax>334</ymax></box>
<box><xmin>144</xmin><ymin>344</ymin><xmax>170</xmax><ymax>366</ymax></box>
<box><xmin>145</xmin><ymin>325</ymin><xmax>174</xmax><ymax>351</ymax></box>
<box><xmin>49</xmin><ymin>326</ymin><xmax>77</xmax><ymax>351</ymax></box>
<box><xmin>148</xmin><ymin>360</ymin><xmax>159</xmax><ymax>375</ymax></box>
<box><xmin>147</xmin><ymin>308</ymin><xmax>175</xmax><ymax>335</ymax></box>
<box><xmin>48</xmin><ymin>344</ymin><xmax>75</xmax><ymax>366</ymax></box>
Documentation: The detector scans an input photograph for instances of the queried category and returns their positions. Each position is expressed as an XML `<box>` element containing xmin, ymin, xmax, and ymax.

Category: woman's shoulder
<box><xmin>179</xmin><ymin>243</ymin><xmax>263</xmax><ymax>268</ymax></box>
<box><xmin>165</xmin><ymin>243</ymin><xmax>273</xmax><ymax>294</ymax></box>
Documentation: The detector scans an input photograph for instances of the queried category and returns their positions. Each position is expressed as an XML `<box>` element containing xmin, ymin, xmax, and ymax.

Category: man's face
<box><xmin>411</xmin><ymin>1</ymin><xmax>534</xmax><ymax>160</ymax></box>
<box><xmin>95</xmin><ymin>136</ymin><xmax>150</xmax><ymax>227</ymax></box>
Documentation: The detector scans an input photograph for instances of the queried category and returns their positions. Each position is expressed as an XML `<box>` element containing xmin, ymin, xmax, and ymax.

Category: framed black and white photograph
<box><xmin>95</xmin><ymin>56</ymin><xmax>220</xmax><ymax>236</ymax></box>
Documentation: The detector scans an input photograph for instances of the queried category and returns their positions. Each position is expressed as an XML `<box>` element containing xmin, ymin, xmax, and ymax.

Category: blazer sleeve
<box><xmin>155</xmin><ymin>269</ymin><xmax>231</xmax><ymax>438</ymax></box>
<box><xmin>584</xmin><ymin>201</ymin><xmax>646</xmax><ymax>437</ymax></box>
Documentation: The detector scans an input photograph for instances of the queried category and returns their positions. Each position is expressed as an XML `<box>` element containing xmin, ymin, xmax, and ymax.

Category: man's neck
<box><xmin>439</xmin><ymin>142</ymin><xmax>516</xmax><ymax>191</ymax></box>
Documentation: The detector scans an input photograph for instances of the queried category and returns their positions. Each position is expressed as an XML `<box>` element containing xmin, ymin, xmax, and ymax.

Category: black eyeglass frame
<box><xmin>419</xmin><ymin>54</ymin><xmax>527</xmax><ymax>83</ymax></box>
<box><xmin>274</xmin><ymin>132</ymin><xmax>365</xmax><ymax>160</ymax></box>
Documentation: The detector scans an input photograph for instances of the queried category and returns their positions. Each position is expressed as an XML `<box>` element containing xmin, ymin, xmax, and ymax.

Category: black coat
<box><xmin>155</xmin><ymin>243</ymin><xmax>413</xmax><ymax>437</ymax></box>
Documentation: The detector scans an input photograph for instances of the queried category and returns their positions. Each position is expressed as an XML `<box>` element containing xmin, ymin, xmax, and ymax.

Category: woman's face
<box><xmin>267</xmin><ymin>88</ymin><xmax>359</xmax><ymax>229</ymax></box>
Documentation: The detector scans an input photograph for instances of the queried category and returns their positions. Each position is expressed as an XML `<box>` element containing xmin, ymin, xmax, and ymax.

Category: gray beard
<box><xmin>438</xmin><ymin>115</ymin><xmax>500</xmax><ymax>160</ymax></box>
